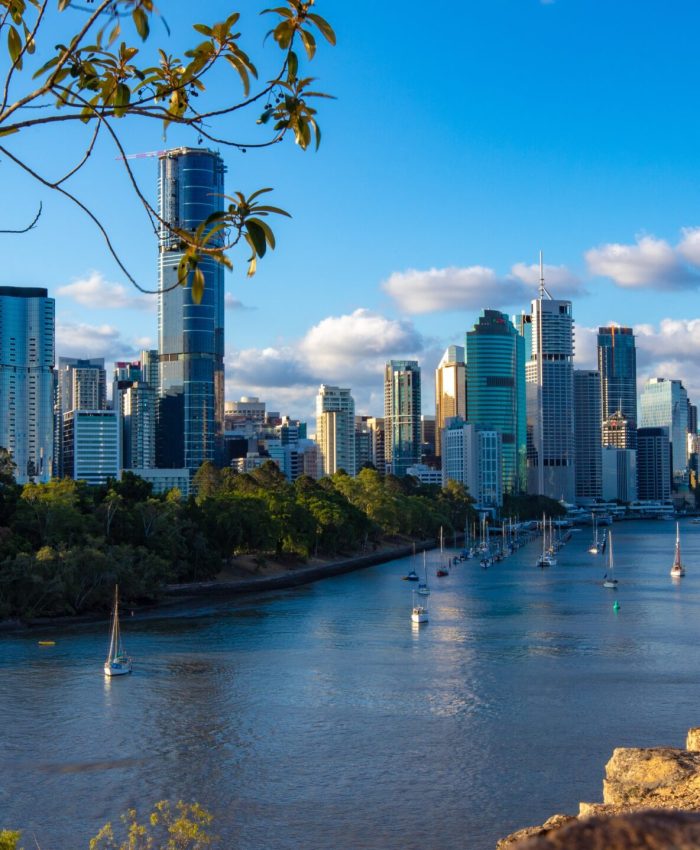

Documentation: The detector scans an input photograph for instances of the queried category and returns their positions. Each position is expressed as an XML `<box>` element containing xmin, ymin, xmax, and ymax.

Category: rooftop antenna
<box><xmin>538</xmin><ymin>249</ymin><xmax>553</xmax><ymax>299</ymax></box>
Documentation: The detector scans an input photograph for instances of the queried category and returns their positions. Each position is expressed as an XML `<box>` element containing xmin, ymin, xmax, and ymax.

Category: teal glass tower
<box><xmin>466</xmin><ymin>310</ymin><xmax>526</xmax><ymax>494</ymax></box>
<box><xmin>157</xmin><ymin>148</ymin><xmax>225</xmax><ymax>471</ymax></box>
<box><xmin>384</xmin><ymin>360</ymin><xmax>421</xmax><ymax>476</ymax></box>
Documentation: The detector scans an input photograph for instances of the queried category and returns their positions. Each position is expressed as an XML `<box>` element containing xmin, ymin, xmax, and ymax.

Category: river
<box><xmin>2</xmin><ymin>521</ymin><xmax>699</xmax><ymax>850</ymax></box>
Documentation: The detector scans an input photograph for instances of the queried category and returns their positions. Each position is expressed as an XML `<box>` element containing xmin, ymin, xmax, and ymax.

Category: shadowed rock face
<box><xmin>497</xmin><ymin>729</ymin><xmax>700</xmax><ymax>849</ymax></box>
<box><xmin>509</xmin><ymin>810</ymin><xmax>700</xmax><ymax>849</ymax></box>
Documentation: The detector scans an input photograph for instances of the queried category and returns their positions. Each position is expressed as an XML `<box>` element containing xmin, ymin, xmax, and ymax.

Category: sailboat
<box><xmin>402</xmin><ymin>546</ymin><xmax>419</xmax><ymax>582</ymax></box>
<box><xmin>602</xmin><ymin>532</ymin><xmax>618</xmax><ymax>588</ymax></box>
<box><xmin>671</xmin><ymin>522</ymin><xmax>686</xmax><ymax>578</ymax></box>
<box><xmin>411</xmin><ymin>589</ymin><xmax>428</xmax><ymax>624</ymax></box>
<box><xmin>537</xmin><ymin>513</ymin><xmax>554</xmax><ymax>567</ymax></box>
<box><xmin>417</xmin><ymin>551</ymin><xmax>431</xmax><ymax>596</ymax></box>
<box><xmin>588</xmin><ymin>513</ymin><xmax>601</xmax><ymax>554</ymax></box>
<box><xmin>436</xmin><ymin>526</ymin><xmax>449</xmax><ymax>576</ymax></box>
<box><xmin>104</xmin><ymin>585</ymin><xmax>132</xmax><ymax>677</ymax></box>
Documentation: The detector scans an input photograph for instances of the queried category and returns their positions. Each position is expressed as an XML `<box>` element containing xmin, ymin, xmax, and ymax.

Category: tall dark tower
<box><xmin>597</xmin><ymin>326</ymin><xmax>637</xmax><ymax>448</ymax></box>
<box><xmin>157</xmin><ymin>148</ymin><xmax>225</xmax><ymax>471</ymax></box>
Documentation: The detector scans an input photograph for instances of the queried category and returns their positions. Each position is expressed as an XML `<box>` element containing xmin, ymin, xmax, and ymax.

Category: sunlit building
<box><xmin>315</xmin><ymin>385</ymin><xmax>356</xmax><ymax>476</ymax></box>
<box><xmin>639</xmin><ymin>378</ymin><xmax>688</xmax><ymax>482</ymax></box>
<box><xmin>598</xmin><ymin>326</ymin><xmax>637</xmax><ymax>447</ymax></box>
<box><xmin>384</xmin><ymin>360</ymin><xmax>421</xmax><ymax>476</ymax></box>
<box><xmin>435</xmin><ymin>345</ymin><xmax>465</xmax><ymax>457</ymax></box>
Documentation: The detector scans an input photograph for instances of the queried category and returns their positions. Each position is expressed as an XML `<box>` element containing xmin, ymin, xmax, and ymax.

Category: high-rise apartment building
<box><xmin>524</xmin><ymin>266</ymin><xmax>576</xmax><ymax>502</ymax></box>
<box><xmin>435</xmin><ymin>345</ymin><xmax>466</xmax><ymax>457</ymax></box>
<box><xmin>384</xmin><ymin>360</ymin><xmax>421</xmax><ymax>477</ymax></box>
<box><xmin>112</xmin><ymin>361</ymin><xmax>156</xmax><ymax>469</ymax></box>
<box><xmin>598</xmin><ymin>326</ymin><xmax>637</xmax><ymax>447</ymax></box>
<box><xmin>637</xmin><ymin>426</ymin><xmax>671</xmax><ymax>501</ymax></box>
<box><xmin>574</xmin><ymin>370</ymin><xmax>602</xmax><ymax>500</ymax></box>
<box><xmin>639</xmin><ymin>378</ymin><xmax>688</xmax><ymax>481</ymax></box>
<box><xmin>441</xmin><ymin>418</ymin><xmax>503</xmax><ymax>508</ymax></box>
<box><xmin>157</xmin><ymin>147</ymin><xmax>225</xmax><ymax>472</ymax></box>
<box><xmin>63</xmin><ymin>409</ymin><xmax>119</xmax><ymax>485</ymax></box>
<box><xmin>356</xmin><ymin>415</ymin><xmax>386</xmax><ymax>474</ymax></box>
<box><xmin>55</xmin><ymin>357</ymin><xmax>107</xmax><ymax>477</ymax></box>
<box><xmin>0</xmin><ymin>286</ymin><xmax>54</xmax><ymax>483</ymax></box>
<box><xmin>315</xmin><ymin>385</ymin><xmax>356</xmax><ymax>476</ymax></box>
<box><xmin>466</xmin><ymin>309</ymin><xmax>526</xmax><ymax>494</ymax></box>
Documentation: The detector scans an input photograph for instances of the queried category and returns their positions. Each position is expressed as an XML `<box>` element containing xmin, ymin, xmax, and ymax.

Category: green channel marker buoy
<box><xmin>613</xmin><ymin>600</ymin><xmax>620</xmax><ymax>612</ymax></box>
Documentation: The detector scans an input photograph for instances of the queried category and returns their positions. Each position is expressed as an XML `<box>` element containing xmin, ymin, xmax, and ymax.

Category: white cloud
<box><xmin>382</xmin><ymin>261</ymin><xmax>583</xmax><ymax>315</ymax></box>
<box><xmin>56</xmin><ymin>321</ymin><xmax>145</xmax><ymax>363</ymax></box>
<box><xmin>224</xmin><ymin>292</ymin><xmax>255</xmax><ymax>311</ymax></box>
<box><xmin>586</xmin><ymin>232</ymin><xmax>700</xmax><ymax>289</ymax></box>
<box><xmin>57</xmin><ymin>270</ymin><xmax>155</xmax><ymax>311</ymax></box>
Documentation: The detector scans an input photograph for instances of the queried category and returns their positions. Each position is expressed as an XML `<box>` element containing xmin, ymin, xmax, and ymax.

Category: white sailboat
<box><xmin>104</xmin><ymin>585</ymin><xmax>132</xmax><ymax>677</ymax></box>
<box><xmin>588</xmin><ymin>513</ymin><xmax>600</xmax><ymax>554</ymax></box>
<box><xmin>417</xmin><ymin>551</ymin><xmax>431</xmax><ymax>596</ymax></box>
<box><xmin>603</xmin><ymin>532</ymin><xmax>618</xmax><ymax>588</ymax></box>
<box><xmin>671</xmin><ymin>522</ymin><xmax>686</xmax><ymax>578</ymax></box>
<box><xmin>411</xmin><ymin>589</ymin><xmax>428</xmax><ymax>624</ymax></box>
<box><xmin>537</xmin><ymin>513</ymin><xmax>554</xmax><ymax>567</ymax></box>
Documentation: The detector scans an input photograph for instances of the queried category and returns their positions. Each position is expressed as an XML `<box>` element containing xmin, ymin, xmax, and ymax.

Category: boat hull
<box><xmin>411</xmin><ymin>609</ymin><xmax>428</xmax><ymax>624</ymax></box>
<box><xmin>104</xmin><ymin>661</ymin><xmax>132</xmax><ymax>676</ymax></box>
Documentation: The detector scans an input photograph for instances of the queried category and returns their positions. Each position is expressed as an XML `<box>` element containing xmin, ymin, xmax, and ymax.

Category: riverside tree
<box><xmin>0</xmin><ymin>0</ymin><xmax>335</xmax><ymax>299</ymax></box>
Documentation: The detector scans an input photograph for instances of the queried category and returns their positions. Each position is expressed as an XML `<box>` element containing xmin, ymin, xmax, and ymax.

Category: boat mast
<box><xmin>675</xmin><ymin>522</ymin><xmax>681</xmax><ymax>567</ymax></box>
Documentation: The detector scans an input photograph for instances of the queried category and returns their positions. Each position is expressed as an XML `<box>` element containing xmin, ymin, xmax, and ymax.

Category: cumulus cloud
<box><xmin>226</xmin><ymin>308</ymin><xmax>427</xmax><ymax>419</ymax></box>
<box><xmin>57</xmin><ymin>270</ymin><xmax>154</xmax><ymax>311</ymax></box>
<box><xmin>224</xmin><ymin>292</ymin><xmax>255</xmax><ymax>311</ymax></box>
<box><xmin>56</xmin><ymin>321</ymin><xmax>142</xmax><ymax>362</ymax></box>
<box><xmin>382</xmin><ymin>261</ymin><xmax>583</xmax><ymax>315</ymax></box>
<box><xmin>586</xmin><ymin>231</ymin><xmax>700</xmax><ymax>289</ymax></box>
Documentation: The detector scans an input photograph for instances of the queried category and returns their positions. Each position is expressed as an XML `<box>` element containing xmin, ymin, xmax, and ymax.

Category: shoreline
<box><xmin>1</xmin><ymin>537</ymin><xmax>440</xmax><ymax>633</ymax></box>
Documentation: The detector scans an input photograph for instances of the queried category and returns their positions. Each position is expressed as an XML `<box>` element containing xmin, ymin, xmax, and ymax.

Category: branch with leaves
<box><xmin>0</xmin><ymin>0</ymin><xmax>335</xmax><ymax>299</ymax></box>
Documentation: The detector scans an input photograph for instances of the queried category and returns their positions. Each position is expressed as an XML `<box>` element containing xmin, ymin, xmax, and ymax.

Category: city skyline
<box><xmin>5</xmin><ymin>2</ymin><xmax>700</xmax><ymax>419</ymax></box>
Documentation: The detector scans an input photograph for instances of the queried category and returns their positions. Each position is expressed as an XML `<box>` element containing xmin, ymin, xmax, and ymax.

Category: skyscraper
<box><xmin>524</xmin><ymin>261</ymin><xmax>576</xmax><ymax>502</ymax></box>
<box><xmin>466</xmin><ymin>309</ymin><xmax>526</xmax><ymax>494</ymax></box>
<box><xmin>0</xmin><ymin>286</ymin><xmax>54</xmax><ymax>483</ymax></box>
<box><xmin>637</xmin><ymin>426</ymin><xmax>671</xmax><ymax>501</ymax></box>
<box><xmin>435</xmin><ymin>345</ymin><xmax>465</xmax><ymax>456</ymax></box>
<box><xmin>639</xmin><ymin>378</ymin><xmax>688</xmax><ymax>481</ymax></box>
<box><xmin>55</xmin><ymin>356</ymin><xmax>107</xmax><ymax>477</ymax></box>
<box><xmin>384</xmin><ymin>360</ymin><xmax>421</xmax><ymax>477</ymax></box>
<box><xmin>574</xmin><ymin>370</ymin><xmax>602</xmax><ymax>500</ymax></box>
<box><xmin>157</xmin><ymin>147</ymin><xmax>225</xmax><ymax>472</ymax></box>
<box><xmin>315</xmin><ymin>385</ymin><xmax>356</xmax><ymax>476</ymax></box>
<box><xmin>597</xmin><ymin>326</ymin><xmax>637</xmax><ymax>447</ymax></box>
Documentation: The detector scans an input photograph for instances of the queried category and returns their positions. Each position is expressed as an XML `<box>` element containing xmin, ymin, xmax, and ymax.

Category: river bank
<box><xmin>0</xmin><ymin>536</ymin><xmax>440</xmax><ymax>632</ymax></box>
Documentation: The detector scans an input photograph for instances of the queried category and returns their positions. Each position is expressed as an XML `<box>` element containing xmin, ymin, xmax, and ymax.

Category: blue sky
<box><xmin>5</xmin><ymin>0</ymin><xmax>700</xmax><ymax>421</ymax></box>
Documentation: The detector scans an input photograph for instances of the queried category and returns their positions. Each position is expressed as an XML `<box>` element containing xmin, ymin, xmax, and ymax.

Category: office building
<box><xmin>639</xmin><ymin>378</ymin><xmax>688</xmax><ymax>481</ymax></box>
<box><xmin>637</xmin><ymin>426</ymin><xmax>672</xmax><ymax>501</ymax></box>
<box><xmin>356</xmin><ymin>415</ymin><xmax>386</xmax><ymax>474</ymax></box>
<box><xmin>435</xmin><ymin>345</ymin><xmax>466</xmax><ymax>456</ymax></box>
<box><xmin>466</xmin><ymin>309</ymin><xmax>526</xmax><ymax>494</ymax></box>
<box><xmin>384</xmin><ymin>360</ymin><xmax>421</xmax><ymax>476</ymax></box>
<box><xmin>603</xmin><ymin>409</ymin><xmax>635</xmax><ymax>449</ymax></box>
<box><xmin>315</xmin><ymin>385</ymin><xmax>356</xmax><ymax>476</ymax></box>
<box><xmin>601</xmin><ymin>446</ymin><xmax>637</xmax><ymax>503</ymax></box>
<box><xmin>0</xmin><ymin>286</ymin><xmax>55</xmax><ymax>483</ymax></box>
<box><xmin>157</xmin><ymin>147</ymin><xmax>226</xmax><ymax>472</ymax></box>
<box><xmin>63</xmin><ymin>409</ymin><xmax>119</xmax><ymax>485</ymax></box>
<box><xmin>420</xmin><ymin>414</ymin><xmax>437</xmax><ymax>459</ymax></box>
<box><xmin>441</xmin><ymin>418</ymin><xmax>502</xmax><ymax>508</ymax></box>
<box><xmin>523</xmin><ymin>265</ymin><xmax>576</xmax><ymax>502</ymax></box>
<box><xmin>55</xmin><ymin>357</ymin><xmax>107</xmax><ymax>477</ymax></box>
<box><xmin>597</xmin><ymin>326</ymin><xmax>637</xmax><ymax>447</ymax></box>
<box><xmin>574</xmin><ymin>370</ymin><xmax>602</xmax><ymax>500</ymax></box>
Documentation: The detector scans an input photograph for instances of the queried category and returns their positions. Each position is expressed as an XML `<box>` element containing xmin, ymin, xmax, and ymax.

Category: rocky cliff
<box><xmin>497</xmin><ymin>727</ymin><xmax>700</xmax><ymax>849</ymax></box>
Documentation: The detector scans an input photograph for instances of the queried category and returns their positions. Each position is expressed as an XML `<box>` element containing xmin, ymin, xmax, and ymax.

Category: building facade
<box><xmin>466</xmin><ymin>310</ymin><xmax>526</xmax><ymax>494</ymax></box>
<box><xmin>55</xmin><ymin>357</ymin><xmax>107</xmax><ymax>477</ymax></box>
<box><xmin>574</xmin><ymin>370</ymin><xmax>602</xmax><ymax>501</ymax></box>
<box><xmin>157</xmin><ymin>147</ymin><xmax>226</xmax><ymax>472</ymax></box>
<box><xmin>441</xmin><ymin>418</ymin><xmax>503</xmax><ymax>508</ymax></box>
<box><xmin>639</xmin><ymin>378</ymin><xmax>688</xmax><ymax>481</ymax></box>
<box><xmin>63</xmin><ymin>409</ymin><xmax>119</xmax><ymax>486</ymax></box>
<box><xmin>384</xmin><ymin>360</ymin><xmax>421</xmax><ymax>477</ymax></box>
<box><xmin>315</xmin><ymin>385</ymin><xmax>356</xmax><ymax>476</ymax></box>
<box><xmin>637</xmin><ymin>426</ymin><xmax>672</xmax><ymax>501</ymax></box>
<box><xmin>601</xmin><ymin>446</ymin><xmax>637</xmax><ymax>503</ymax></box>
<box><xmin>0</xmin><ymin>286</ymin><xmax>55</xmax><ymax>483</ymax></box>
<box><xmin>435</xmin><ymin>345</ymin><xmax>466</xmax><ymax>457</ymax></box>
<box><xmin>524</xmin><ymin>292</ymin><xmax>576</xmax><ymax>502</ymax></box>
<box><xmin>597</xmin><ymin>326</ymin><xmax>637</xmax><ymax>447</ymax></box>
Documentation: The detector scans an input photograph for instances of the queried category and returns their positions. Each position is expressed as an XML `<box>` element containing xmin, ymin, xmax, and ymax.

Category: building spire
<box><xmin>538</xmin><ymin>250</ymin><xmax>553</xmax><ymax>300</ymax></box>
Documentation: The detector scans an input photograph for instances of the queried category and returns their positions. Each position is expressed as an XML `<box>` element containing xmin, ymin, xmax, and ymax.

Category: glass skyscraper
<box><xmin>639</xmin><ymin>378</ymin><xmax>688</xmax><ymax>480</ymax></box>
<box><xmin>434</xmin><ymin>345</ymin><xmax>465</xmax><ymax>457</ymax></box>
<box><xmin>384</xmin><ymin>360</ymin><xmax>421</xmax><ymax>476</ymax></box>
<box><xmin>0</xmin><ymin>286</ymin><xmax>54</xmax><ymax>482</ymax></box>
<box><xmin>466</xmin><ymin>310</ymin><xmax>526</xmax><ymax>494</ymax></box>
<box><xmin>597</xmin><ymin>326</ymin><xmax>637</xmax><ymax>448</ymax></box>
<box><xmin>157</xmin><ymin>147</ymin><xmax>225</xmax><ymax>472</ymax></box>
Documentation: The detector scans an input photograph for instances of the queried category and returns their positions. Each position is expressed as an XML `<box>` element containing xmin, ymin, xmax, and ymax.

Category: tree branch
<box><xmin>0</xmin><ymin>202</ymin><xmax>42</xmax><ymax>233</ymax></box>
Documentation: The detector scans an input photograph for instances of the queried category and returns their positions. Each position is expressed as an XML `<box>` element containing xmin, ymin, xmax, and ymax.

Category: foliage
<box><xmin>502</xmin><ymin>493</ymin><xmax>566</xmax><ymax>521</ymax></box>
<box><xmin>0</xmin><ymin>831</ymin><xmax>20</xmax><ymax>850</ymax></box>
<box><xmin>89</xmin><ymin>800</ymin><xmax>215</xmax><ymax>850</ymax></box>
<box><xmin>0</xmin><ymin>0</ymin><xmax>335</xmax><ymax>297</ymax></box>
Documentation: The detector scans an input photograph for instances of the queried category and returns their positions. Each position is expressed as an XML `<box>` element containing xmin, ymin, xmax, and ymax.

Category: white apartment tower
<box><xmin>315</xmin><ymin>385</ymin><xmax>356</xmax><ymax>476</ymax></box>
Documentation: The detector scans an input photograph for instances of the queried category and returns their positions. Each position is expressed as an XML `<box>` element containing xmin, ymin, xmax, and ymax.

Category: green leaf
<box><xmin>193</xmin><ymin>23</ymin><xmax>213</xmax><ymax>36</ymax></box>
<box><xmin>247</xmin><ymin>217</ymin><xmax>276</xmax><ymax>249</ymax></box>
<box><xmin>299</xmin><ymin>29</ymin><xmax>316</xmax><ymax>60</ymax></box>
<box><xmin>132</xmin><ymin>7</ymin><xmax>149</xmax><ymax>40</ymax></box>
<box><xmin>245</xmin><ymin>220</ymin><xmax>267</xmax><ymax>258</ymax></box>
<box><xmin>287</xmin><ymin>49</ymin><xmax>298</xmax><ymax>78</ymax></box>
<box><xmin>307</xmin><ymin>13</ymin><xmax>336</xmax><ymax>46</ymax></box>
<box><xmin>192</xmin><ymin>267</ymin><xmax>205</xmax><ymax>304</ymax></box>
<box><xmin>7</xmin><ymin>26</ymin><xmax>22</xmax><ymax>68</ymax></box>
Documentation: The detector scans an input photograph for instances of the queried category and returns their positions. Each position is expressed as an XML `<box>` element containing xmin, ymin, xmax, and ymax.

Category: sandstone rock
<box><xmin>686</xmin><ymin>727</ymin><xmax>700</xmax><ymax>751</ymax></box>
<box><xmin>603</xmin><ymin>747</ymin><xmax>700</xmax><ymax>807</ymax></box>
<box><xmin>495</xmin><ymin>814</ymin><xmax>576</xmax><ymax>848</ymax></box>
<box><xmin>509</xmin><ymin>809</ymin><xmax>700</xmax><ymax>849</ymax></box>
